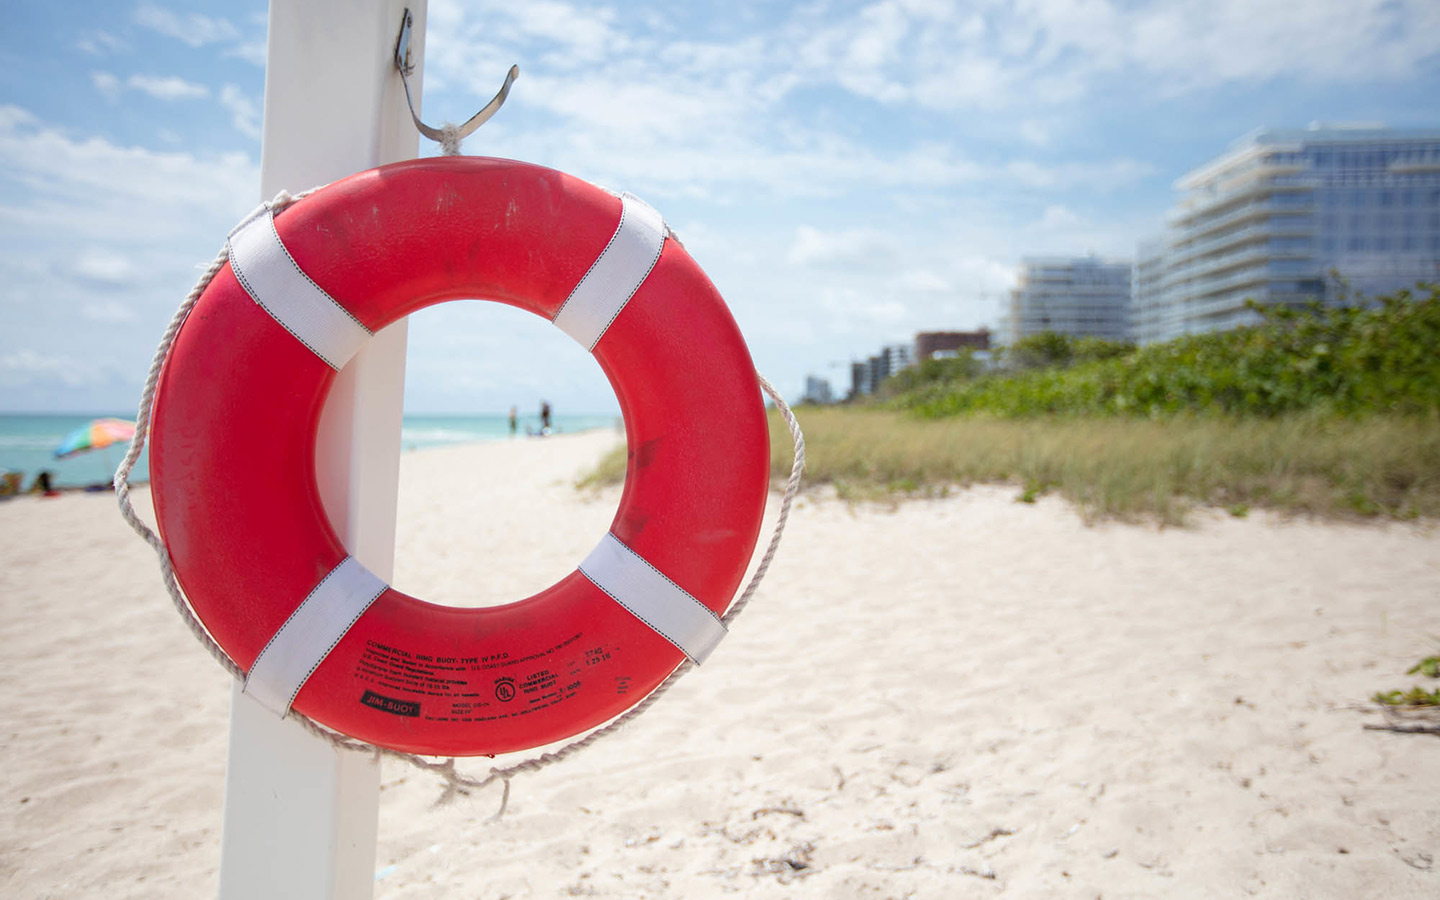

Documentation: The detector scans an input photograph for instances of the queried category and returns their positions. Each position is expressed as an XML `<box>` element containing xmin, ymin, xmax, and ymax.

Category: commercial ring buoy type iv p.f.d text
<box><xmin>148</xmin><ymin>158</ymin><xmax>770</xmax><ymax>757</ymax></box>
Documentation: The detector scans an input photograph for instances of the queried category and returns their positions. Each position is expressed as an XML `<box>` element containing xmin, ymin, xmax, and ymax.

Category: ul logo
<box><xmin>494</xmin><ymin>678</ymin><xmax>516</xmax><ymax>702</ymax></box>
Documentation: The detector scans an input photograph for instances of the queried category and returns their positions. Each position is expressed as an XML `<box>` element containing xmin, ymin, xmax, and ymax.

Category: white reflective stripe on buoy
<box><xmin>243</xmin><ymin>556</ymin><xmax>389</xmax><ymax>717</ymax></box>
<box><xmin>552</xmin><ymin>192</ymin><xmax>667</xmax><ymax>351</ymax></box>
<box><xmin>577</xmin><ymin>532</ymin><xmax>727</xmax><ymax>664</ymax></box>
<box><xmin>226</xmin><ymin>203</ymin><xmax>373</xmax><ymax>370</ymax></box>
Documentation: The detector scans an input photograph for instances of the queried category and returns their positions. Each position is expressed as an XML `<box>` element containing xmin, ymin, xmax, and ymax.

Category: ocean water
<box><xmin>0</xmin><ymin>413</ymin><xmax>620</xmax><ymax>490</ymax></box>
<box><xmin>401</xmin><ymin>413</ymin><xmax>620</xmax><ymax>450</ymax></box>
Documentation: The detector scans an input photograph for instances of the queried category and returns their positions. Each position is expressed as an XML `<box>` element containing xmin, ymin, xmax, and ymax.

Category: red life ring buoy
<box><xmin>150</xmin><ymin>158</ymin><xmax>769</xmax><ymax>757</ymax></box>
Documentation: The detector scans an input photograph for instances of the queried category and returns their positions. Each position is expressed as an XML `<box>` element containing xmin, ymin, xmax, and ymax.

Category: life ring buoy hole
<box><xmin>381</xmin><ymin>299</ymin><xmax>625</xmax><ymax>609</ymax></box>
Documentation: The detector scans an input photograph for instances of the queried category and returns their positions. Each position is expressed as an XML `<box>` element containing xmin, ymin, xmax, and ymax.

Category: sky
<box><xmin>2</xmin><ymin>0</ymin><xmax>1438</xmax><ymax>414</ymax></box>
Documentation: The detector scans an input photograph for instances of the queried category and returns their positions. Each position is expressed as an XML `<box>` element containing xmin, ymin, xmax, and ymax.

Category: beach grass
<box><xmin>579</xmin><ymin>406</ymin><xmax>1440</xmax><ymax>525</ymax></box>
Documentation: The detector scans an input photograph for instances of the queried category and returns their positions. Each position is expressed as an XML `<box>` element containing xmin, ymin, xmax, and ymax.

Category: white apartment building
<box><xmin>1134</xmin><ymin>126</ymin><xmax>1440</xmax><ymax>344</ymax></box>
<box><xmin>1007</xmin><ymin>256</ymin><xmax>1132</xmax><ymax>345</ymax></box>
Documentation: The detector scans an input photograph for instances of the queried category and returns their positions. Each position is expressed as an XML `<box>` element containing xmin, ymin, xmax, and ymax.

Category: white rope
<box><xmin>115</xmin><ymin>192</ymin><xmax>806</xmax><ymax>811</ymax></box>
<box><xmin>437</xmin><ymin>123</ymin><xmax>464</xmax><ymax>157</ymax></box>
<box><xmin>117</xmin><ymin>189</ymin><xmax>313</xmax><ymax>686</ymax></box>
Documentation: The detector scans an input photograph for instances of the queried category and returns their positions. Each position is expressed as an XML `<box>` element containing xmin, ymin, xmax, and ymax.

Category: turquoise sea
<box><xmin>0</xmin><ymin>412</ymin><xmax>619</xmax><ymax>490</ymax></box>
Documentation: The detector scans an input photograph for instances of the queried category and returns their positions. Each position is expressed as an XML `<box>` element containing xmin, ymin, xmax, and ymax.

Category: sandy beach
<box><xmin>1</xmin><ymin>429</ymin><xmax>1436</xmax><ymax>899</ymax></box>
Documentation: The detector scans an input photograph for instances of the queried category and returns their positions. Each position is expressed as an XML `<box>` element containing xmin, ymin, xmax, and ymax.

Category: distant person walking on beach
<box><xmin>540</xmin><ymin>400</ymin><xmax>552</xmax><ymax>434</ymax></box>
<box><xmin>508</xmin><ymin>405</ymin><xmax>517</xmax><ymax>436</ymax></box>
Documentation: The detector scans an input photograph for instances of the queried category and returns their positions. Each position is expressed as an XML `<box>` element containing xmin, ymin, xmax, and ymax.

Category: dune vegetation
<box><xmin>583</xmin><ymin>285</ymin><xmax>1440</xmax><ymax>524</ymax></box>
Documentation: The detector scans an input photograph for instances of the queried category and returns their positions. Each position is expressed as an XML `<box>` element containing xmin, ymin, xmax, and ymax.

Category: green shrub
<box><xmin>879</xmin><ymin>351</ymin><xmax>983</xmax><ymax>397</ymax></box>
<box><xmin>895</xmin><ymin>284</ymin><xmax>1440</xmax><ymax>419</ymax></box>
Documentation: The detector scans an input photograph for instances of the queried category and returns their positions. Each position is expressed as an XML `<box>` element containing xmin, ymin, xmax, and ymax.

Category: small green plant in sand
<box><xmin>1406</xmin><ymin>654</ymin><xmax>1440</xmax><ymax>678</ymax></box>
<box><xmin>1371</xmin><ymin>646</ymin><xmax>1440</xmax><ymax>709</ymax></box>
<box><xmin>1373</xmin><ymin>687</ymin><xmax>1440</xmax><ymax>707</ymax></box>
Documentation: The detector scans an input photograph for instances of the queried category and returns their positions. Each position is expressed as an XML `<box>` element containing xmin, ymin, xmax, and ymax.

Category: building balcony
<box><xmin>1171</xmin><ymin>264</ymin><xmax>1274</xmax><ymax>303</ymax></box>
<box><xmin>1185</xmin><ymin>291</ymin><xmax>1275</xmax><ymax>322</ymax></box>
<box><xmin>1169</xmin><ymin>172</ymin><xmax>1311</xmax><ymax>226</ymax></box>
<box><xmin>1163</xmin><ymin>249</ymin><xmax>1268</xmax><ymax>291</ymax></box>
<box><xmin>1182</xmin><ymin>200</ymin><xmax>1313</xmax><ymax>243</ymax></box>
<box><xmin>1164</xmin><ymin>244</ymin><xmax>1313</xmax><ymax>291</ymax></box>
<box><xmin>1167</xmin><ymin>216</ymin><xmax>1314</xmax><ymax>268</ymax></box>
<box><xmin>1168</xmin><ymin>223</ymin><xmax>1271</xmax><ymax>268</ymax></box>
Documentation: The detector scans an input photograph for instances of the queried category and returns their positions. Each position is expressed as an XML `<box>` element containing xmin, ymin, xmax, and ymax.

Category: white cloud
<box><xmin>226</xmin><ymin>40</ymin><xmax>268</xmax><ymax>67</ymax></box>
<box><xmin>1039</xmin><ymin>205</ymin><xmax>1085</xmax><ymax>230</ymax></box>
<box><xmin>818</xmin><ymin>285</ymin><xmax>911</xmax><ymax>327</ymax></box>
<box><xmin>520</xmin><ymin>72</ymin><xmax>734</xmax><ymax>143</ymax></box>
<box><xmin>0</xmin><ymin>107</ymin><xmax>259</xmax><ymax>408</ymax></box>
<box><xmin>509</xmin><ymin>1</ymin><xmax>626</xmax><ymax>64</ymax></box>
<box><xmin>897</xmin><ymin>269</ymin><xmax>952</xmax><ymax>293</ymax></box>
<box><xmin>784</xmin><ymin>0</ymin><xmax>1440</xmax><ymax>112</ymax></box>
<box><xmin>1018</xmin><ymin>120</ymin><xmax>1052</xmax><ymax>147</ymax></box>
<box><xmin>92</xmin><ymin>72</ymin><xmax>210</xmax><ymax>103</ymax></box>
<box><xmin>92</xmin><ymin>71</ymin><xmax>121</xmax><ymax>101</ymax></box>
<box><xmin>787</xmin><ymin>226</ymin><xmax>895</xmax><ymax>266</ymax></box>
<box><xmin>77</xmin><ymin>31</ymin><xmax>126</xmax><ymax>56</ymax></box>
<box><xmin>1005</xmin><ymin>158</ymin><xmax>1156</xmax><ymax>191</ymax></box>
<box><xmin>74</xmin><ymin>251</ymin><xmax>136</xmax><ymax>285</ymax></box>
<box><xmin>1018</xmin><ymin>203</ymin><xmax>1156</xmax><ymax>260</ymax></box>
<box><xmin>0</xmin><ymin>105</ymin><xmax>257</xmax><ymax>230</ymax></box>
<box><xmin>422</xmin><ymin>4</ymin><xmax>1154</xmax><ymax>204</ymax></box>
<box><xmin>133</xmin><ymin>3</ymin><xmax>240</xmax><ymax>48</ymax></box>
<box><xmin>82</xmin><ymin>300</ymin><xmax>137</xmax><ymax>323</ymax></box>
<box><xmin>127</xmin><ymin>75</ymin><xmax>209</xmax><ymax>102</ymax></box>
<box><xmin>1126</xmin><ymin>0</ymin><xmax>1440</xmax><ymax>88</ymax></box>
<box><xmin>0</xmin><ymin>349</ymin><xmax>99</xmax><ymax>388</ymax></box>
<box><xmin>219</xmin><ymin>86</ymin><xmax>261</xmax><ymax>140</ymax></box>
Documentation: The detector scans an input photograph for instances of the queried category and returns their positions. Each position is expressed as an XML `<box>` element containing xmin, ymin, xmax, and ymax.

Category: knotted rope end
<box><xmin>438</xmin><ymin>123</ymin><xmax>464</xmax><ymax>157</ymax></box>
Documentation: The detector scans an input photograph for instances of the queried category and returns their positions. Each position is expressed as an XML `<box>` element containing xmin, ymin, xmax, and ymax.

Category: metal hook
<box><xmin>394</xmin><ymin>8</ymin><xmax>519</xmax><ymax>154</ymax></box>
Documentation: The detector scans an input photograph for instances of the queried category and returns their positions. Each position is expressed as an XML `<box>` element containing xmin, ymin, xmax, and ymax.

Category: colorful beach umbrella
<box><xmin>54</xmin><ymin>417</ymin><xmax>136</xmax><ymax>460</ymax></box>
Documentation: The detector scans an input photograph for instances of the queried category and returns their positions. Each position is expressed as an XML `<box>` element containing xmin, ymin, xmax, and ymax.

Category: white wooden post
<box><xmin>217</xmin><ymin>2</ymin><xmax>425</xmax><ymax>898</ymax></box>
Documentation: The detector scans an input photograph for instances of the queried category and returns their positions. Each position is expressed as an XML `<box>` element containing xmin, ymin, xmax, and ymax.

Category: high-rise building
<box><xmin>1132</xmin><ymin>239</ymin><xmax>1170</xmax><ymax>344</ymax></box>
<box><xmin>848</xmin><ymin>344</ymin><xmax>913</xmax><ymax>399</ymax></box>
<box><xmin>1007</xmin><ymin>256</ymin><xmax>1132</xmax><ymax>345</ymax></box>
<box><xmin>1134</xmin><ymin>125</ymin><xmax>1440</xmax><ymax>344</ymax></box>
<box><xmin>801</xmin><ymin>375</ymin><xmax>834</xmax><ymax>405</ymax></box>
<box><xmin>849</xmin><ymin>360</ymin><xmax>871</xmax><ymax>400</ymax></box>
<box><xmin>876</xmin><ymin>344</ymin><xmax>912</xmax><ymax>379</ymax></box>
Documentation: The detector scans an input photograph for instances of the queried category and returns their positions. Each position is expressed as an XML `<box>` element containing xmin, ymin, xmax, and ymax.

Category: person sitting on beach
<box><xmin>29</xmin><ymin>470</ymin><xmax>59</xmax><ymax>498</ymax></box>
<box><xmin>0</xmin><ymin>470</ymin><xmax>20</xmax><ymax>500</ymax></box>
